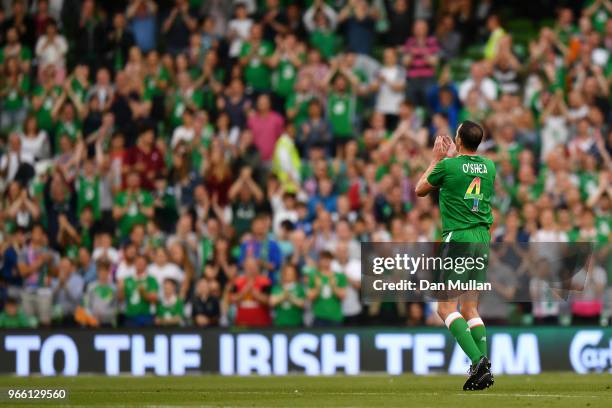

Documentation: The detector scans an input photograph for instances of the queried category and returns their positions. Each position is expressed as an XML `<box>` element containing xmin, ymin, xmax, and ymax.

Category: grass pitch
<box><xmin>0</xmin><ymin>373</ymin><xmax>610</xmax><ymax>407</ymax></box>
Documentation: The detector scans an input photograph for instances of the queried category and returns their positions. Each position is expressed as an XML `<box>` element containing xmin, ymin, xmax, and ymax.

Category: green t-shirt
<box><xmin>124</xmin><ymin>275</ymin><xmax>159</xmax><ymax>317</ymax></box>
<box><xmin>156</xmin><ymin>297</ymin><xmax>184</xmax><ymax>321</ymax></box>
<box><xmin>199</xmin><ymin>237</ymin><xmax>214</xmax><ymax>270</ymax></box>
<box><xmin>170</xmin><ymin>89</ymin><xmax>204</xmax><ymax>128</ymax></box>
<box><xmin>0</xmin><ymin>310</ymin><xmax>35</xmax><ymax>328</ymax></box>
<box><xmin>578</xmin><ymin>171</ymin><xmax>599</xmax><ymax>201</ymax></box>
<box><xmin>310</xmin><ymin>30</ymin><xmax>339</xmax><ymax>60</ymax></box>
<box><xmin>584</xmin><ymin>0</ymin><xmax>611</xmax><ymax>32</ymax></box>
<box><xmin>77</xmin><ymin>175</ymin><xmax>100</xmax><ymax>219</ymax></box>
<box><xmin>556</xmin><ymin>24</ymin><xmax>578</xmax><ymax>45</ymax></box>
<box><xmin>114</xmin><ymin>190</ymin><xmax>154</xmax><ymax>238</ymax></box>
<box><xmin>0</xmin><ymin>46</ymin><xmax>31</xmax><ymax>64</ymax></box>
<box><xmin>70</xmin><ymin>78</ymin><xmax>89</xmax><ymax>104</ymax></box>
<box><xmin>232</xmin><ymin>201</ymin><xmax>257</xmax><ymax>239</ymax></box>
<box><xmin>3</xmin><ymin>75</ymin><xmax>30</xmax><ymax>111</ymax></box>
<box><xmin>32</xmin><ymin>85</ymin><xmax>62</xmax><ymax>131</ymax></box>
<box><xmin>272</xmin><ymin>58</ymin><xmax>298</xmax><ymax>97</ymax></box>
<box><xmin>144</xmin><ymin>66</ymin><xmax>170</xmax><ymax>98</ymax></box>
<box><xmin>80</xmin><ymin>227</ymin><xmax>93</xmax><ymax>251</ymax></box>
<box><xmin>271</xmin><ymin>283</ymin><xmax>305</xmax><ymax>326</ymax></box>
<box><xmin>55</xmin><ymin>119</ymin><xmax>81</xmax><ymax>145</ymax></box>
<box><xmin>327</xmin><ymin>93</ymin><xmax>355</xmax><ymax>138</ymax></box>
<box><xmin>202</xmin><ymin>68</ymin><xmax>226</xmax><ymax>112</ymax></box>
<box><xmin>308</xmin><ymin>270</ymin><xmax>347</xmax><ymax>322</ymax></box>
<box><xmin>190</xmin><ymin>124</ymin><xmax>215</xmax><ymax>171</ymax></box>
<box><xmin>240</xmin><ymin>41</ymin><xmax>274</xmax><ymax>90</ymax></box>
<box><xmin>285</xmin><ymin>93</ymin><xmax>313</xmax><ymax>126</ymax></box>
<box><xmin>427</xmin><ymin>155</ymin><xmax>496</xmax><ymax>234</ymax></box>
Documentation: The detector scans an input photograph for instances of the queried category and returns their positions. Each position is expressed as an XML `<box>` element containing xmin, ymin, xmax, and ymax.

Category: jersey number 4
<box><xmin>464</xmin><ymin>177</ymin><xmax>484</xmax><ymax>212</ymax></box>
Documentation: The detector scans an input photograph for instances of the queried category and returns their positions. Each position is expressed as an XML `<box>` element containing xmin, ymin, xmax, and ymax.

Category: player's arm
<box><xmin>415</xmin><ymin>136</ymin><xmax>451</xmax><ymax>197</ymax></box>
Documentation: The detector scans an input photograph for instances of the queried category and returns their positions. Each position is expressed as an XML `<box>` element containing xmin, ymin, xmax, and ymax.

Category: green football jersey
<box><xmin>308</xmin><ymin>270</ymin><xmax>347</xmax><ymax>323</ymax></box>
<box><xmin>156</xmin><ymin>298</ymin><xmax>184</xmax><ymax>321</ymax></box>
<box><xmin>271</xmin><ymin>283</ymin><xmax>305</xmax><ymax>327</ymax></box>
<box><xmin>272</xmin><ymin>58</ymin><xmax>298</xmax><ymax>97</ymax></box>
<box><xmin>77</xmin><ymin>175</ymin><xmax>100</xmax><ymax>219</ymax></box>
<box><xmin>124</xmin><ymin>275</ymin><xmax>158</xmax><ymax>317</ymax></box>
<box><xmin>3</xmin><ymin>75</ymin><xmax>30</xmax><ymax>111</ymax></box>
<box><xmin>240</xmin><ymin>40</ymin><xmax>274</xmax><ymax>91</ymax></box>
<box><xmin>427</xmin><ymin>155</ymin><xmax>496</xmax><ymax>234</ymax></box>
<box><xmin>114</xmin><ymin>190</ymin><xmax>154</xmax><ymax>238</ymax></box>
<box><xmin>327</xmin><ymin>93</ymin><xmax>355</xmax><ymax>138</ymax></box>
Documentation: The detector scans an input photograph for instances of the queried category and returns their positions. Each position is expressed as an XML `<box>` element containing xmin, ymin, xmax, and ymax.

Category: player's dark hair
<box><xmin>320</xmin><ymin>250</ymin><xmax>334</xmax><ymax>260</ymax></box>
<box><xmin>458</xmin><ymin>120</ymin><xmax>484</xmax><ymax>152</ymax></box>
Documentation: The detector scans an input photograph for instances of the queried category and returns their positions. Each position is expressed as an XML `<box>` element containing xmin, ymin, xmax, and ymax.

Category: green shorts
<box><xmin>438</xmin><ymin>226</ymin><xmax>490</xmax><ymax>287</ymax></box>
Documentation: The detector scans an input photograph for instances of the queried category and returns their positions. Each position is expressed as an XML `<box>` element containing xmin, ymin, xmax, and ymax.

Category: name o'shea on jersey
<box><xmin>426</xmin><ymin>155</ymin><xmax>496</xmax><ymax>234</ymax></box>
<box><xmin>462</xmin><ymin>163</ymin><xmax>488</xmax><ymax>174</ymax></box>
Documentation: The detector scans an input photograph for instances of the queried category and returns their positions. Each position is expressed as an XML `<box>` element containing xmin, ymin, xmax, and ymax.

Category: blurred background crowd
<box><xmin>0</xmin><ymin>0</ymin><xmax>610</xmax><ymax>329</ymax></box>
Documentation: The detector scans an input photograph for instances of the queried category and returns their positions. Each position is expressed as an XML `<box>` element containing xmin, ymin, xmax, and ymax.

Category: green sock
<box><xmin>468</xmin><ymin>318</ymin><xmax>487</xmax><ymax>356</ymax></box>
<box><xmin>445</xmin><ymin>312</ymin><xmax>483</xmax><ymax>364</ymax></box>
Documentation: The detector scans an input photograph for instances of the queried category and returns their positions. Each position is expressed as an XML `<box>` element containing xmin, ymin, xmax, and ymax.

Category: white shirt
<box><xmin>540</xmin><ymin>116</ymin><xmax>569</xmax><ymax>161</ymax></box>
<box><xmin>375</xmin><ymin>66</ymin><xmax>405</xmax><ymax>114</ymax></box>
<box><xmin>171</xmin><ymin>126</ymin><xmax>195</xmax><ymax>149</ymax></box>
<box><xmin>571</xmin><ymin>266</ymin><xmax>606</xmax><ymax>302</ymax></box>
<box><xmin>115</xmin><ymin>261</ymin><xmax>136</xmax><ymax>281</ymax></box>
<box><xmin>20</xmin><ymin>131</ymin><xmax>48</xmax><ymax>160</ymax></box>
<box><xmin>92</xmin><ymin>247</ymin><xmax>120</xmax><ymax>265</ymax></box>
<box><xmin>331</xmin><ymin>259</ymin><xmax>362</xmax><ymax>317</ymax></box>
<box><xmin>270</xmin><ymin>194</ymin><xmax>298</xmax><ymax>235</ymax></box>
<box><xmin>228</xmin><ymin>18</ymin><xmax>253</xmax><ymax>57</ymax></box>
<box><xmin>530</xmin><ymin>230</ymin><xmax>568</xmax><ymax>243</ymax></box>
<box><xmin>458</xmin><ymin>77</ymin><xmax>498</xmax><ymax>107</ymax></box>
<box><xmin>147</xmin><ymin>262</ymin><xmax>184</xmax><ymax>287</ymax></box>
<box><xmin>0</xmin><ymin>151</ymin><xmax>33</xmax><ymax>188</ymax></box>
<box><xmin>35</xmin><ymin>34</ymin><xmax>68</xmax><ymax>68</ymax></box>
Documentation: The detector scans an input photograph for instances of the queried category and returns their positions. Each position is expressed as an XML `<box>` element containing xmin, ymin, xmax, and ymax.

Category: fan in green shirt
<box><xmin>307</xmin><ymin>251</ymin><xmax>347</xmax><ymax>325</ymax></box>
<box><xmin>144</xmin><ymin>61</ymin><xmax>170</xmax><ymax>99</ymax></box>
<box><xmin>0</xmin><ymin>27</ymin><xmax>32</xmax><ymax>67</ymax></box>
<box><xmin>310</xmin><ymin>30</ymin><xmax>340</xmax><ymax>60</ymax></box>
<box><xmin>120</xmin><ymin>256</ymin><xmax>159</xmax><ymax>321</ymax></box>
<box><xmin>155</xmin><ymin>279</ymin><xmax>184</xmax><ymax>326</ymax></box>
<box><xmin>270</xmin><ymin>264</ymin><xmax>305</xmax><ymax>326</ymax></box>
<box><xmin>0</xmin><ymin>298</ymin><xmax>36</xmax><ymax>328</ymax></box>
<box><xmin>169</xmin><ymin>72</ymin><xmax>204</xmax><ymax>129</ymax></box>
<box><xmin>306</xmin><ymin>3</ymin><xmax>341</xmax><ymax>59</ymax></box>
<box><xmin>0</xmin><ymin>67</ymin><xmax>30</xmax><ymax>116</ymax></box>
<box><xmin>77</xmin><ymin>159</ymin><xmax>101</xmax><ymax>220</ymax></box>
<box><xmin>583</xmin><ymin>0</ymin><xmax>611</xmax><ymax>33</ymax></box>
<box><xmin>0</xmin><ymin>44</ymin><xmax>32</xmax><ymax>66</ymax></box>
<box><xmin>285</xmin><ymin>84</ymin><xmax>315</xmax><ymax>127</ymax></box>
<box><xmin>68</xmin><ymin>65</ymin><xmax>91</xmax><ymax>105</ymax></box>
<box><xmin>32</xmin><ymin>84</ymin><xmax>63</xmax><ymax>132</ymax></box>
<box><xmin>51</xmin><ymin>92</ymin><xmax>84</xmax><ymax>149</ymax></box>
<box><xmin>239</xmin><ymin>24</ymin><xmax>274</xmax><ymax>91</ymax></box>
<box><xmin>270</xmin><ymin>34</ymin><xmax>303</xmax><ymax>99</ymax></box>
<box><xmin>112</xmin><ymin>173</ymin><xmax>154</xmax><ymax>239</ymax></box>
<box><xmin>324</xmin><ymin>68</ymin><xmax>360</xmax><ymax>140</ymax></box>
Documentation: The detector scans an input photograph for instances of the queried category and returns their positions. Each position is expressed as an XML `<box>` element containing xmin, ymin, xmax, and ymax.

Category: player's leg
<box><xmin>461</xmin><ymin>228</ymin><xmax>490</xmax><ymax>356</ymax></box>
<box><xmin>460</xmin><ymin>294</ymin><xmax>487</xmax><ymax>357</ymax></box>
<box><xmin>437</xmin><ymin>300</ymin><xmax>483</xmax><ymax>365</ymax></box>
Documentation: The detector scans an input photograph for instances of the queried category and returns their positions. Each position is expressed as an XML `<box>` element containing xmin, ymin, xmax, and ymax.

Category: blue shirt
<box><xmin>1</xmin><ymin>247</ymin><xmax>21</xmax><ymax>287</ymax></box>
<box><xmin>308</xmin><ymin>194</ymin><xmax>338</xmax><ymax>220</ymax></box>
<box><xmin>130</xmin><ymin>16</ymin><xmax>157</xmax><ymax>52</ymax></box>
<box><xmin>344</xmin><ymin>17</ymin><xmax>375</xmax><ymax>54</ymax></box>
<box><xmin>239</xmin><ymin>238</ymin><xmax>282</xmax><ymax>279</ymax></box>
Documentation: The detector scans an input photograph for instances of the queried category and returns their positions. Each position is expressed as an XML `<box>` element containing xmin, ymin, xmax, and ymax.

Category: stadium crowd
<box><xmin>0</xmin><ymin>0</ymin><xmax>610</xmax><ymax>329</ymax></box>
